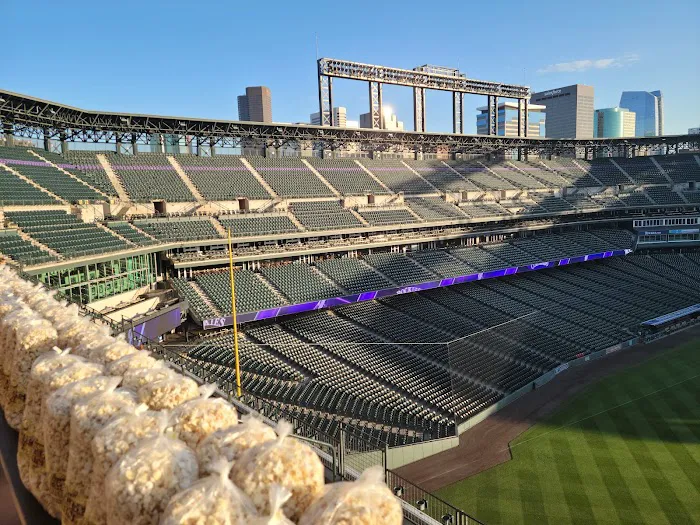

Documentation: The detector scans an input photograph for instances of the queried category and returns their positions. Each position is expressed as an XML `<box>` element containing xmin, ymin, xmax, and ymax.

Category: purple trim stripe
<box><xmin>201</xmin><ymin>248</ymin><xmax>633</xmax><ymax>329</ymax></box>
<box><xmin>111</xmin><ymin>165</ymin><xmax>175</xmax><ymax>170</ymax></box>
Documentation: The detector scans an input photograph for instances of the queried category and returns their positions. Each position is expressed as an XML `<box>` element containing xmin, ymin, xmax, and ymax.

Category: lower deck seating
<box><xmin>173</xmin><ymin>252</ymin><xmax>700</xmax><ymax>445</ymax></box>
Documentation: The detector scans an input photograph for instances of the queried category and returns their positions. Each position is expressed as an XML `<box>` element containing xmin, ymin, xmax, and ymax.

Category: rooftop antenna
<box><xmin>315</xmin><ymin>34</ymin><xmax>319</xmax><ymax>60</ymax></box>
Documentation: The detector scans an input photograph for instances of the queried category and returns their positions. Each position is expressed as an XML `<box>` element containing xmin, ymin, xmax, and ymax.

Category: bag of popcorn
<box><xmin>298</xmin><ymin>466</ymin><xmax>402</xmax><ymax>525</ymax></box>
<box><xmin>89</xmin><ymin>334</ymin><xmax>139</xmax><ymax>365</ymax></box>
<box><xmin>17</xmin><ymin>348</ymin><xmax>84</xmax><ymax>497</ymax></box>
<box><xmin>137</xmin><ymin>372</ymin><xmax>199</xmax><ymax>411</ymax></box>
<box><xmin>84</xmin><ymin>404</ymin><xmax>163</xmax><ymax>525</ymax></box>
<box><xmin>231</xmin><ymin>421</ymin><xmax>325</xmax><ymax>521</ymax></box>
<box><xmin>122</xmin><ymin>360</ymin><xmax>173</xmax><ymax>391</ymax></box>
<box><xmin>249</xmin><ymin>485</ymin><xmax>295</xmax><ymax>525</ymax></box>
<box><xmin>0</xmin><ymin>295</ymin><xmax>23</xmax><ymax>404</ymax></box>
<box><xmin>105</xmin><ymin>351</ymin><xmax>157</xmax><ymax>377</ymax></box>
<box><xmin>196</xmin><ymin>414</ymin><xmax>276</xmax><ymax>475</ymax></box>
<box><xmin>104</xmin><ymin>414</ymin><xmax>199</xmax><ymax>525</ymax></box>
<box><xmin>6</xmin><ymin>316</ymin><xmax>59</xmax><ymax>429</ymax></box>
<box><xmin>168</xmin><ymin>384</ymin><xmax>238</xmax><ymax>449</ymax></box>
<box><xmin>0</xmin><ymin>306</ymin><xmax>34</xmax><ymax>409</ymax></box>
<box><xmin>44</xmin><ymin>375</ymin><xmax>115</xmax><ymax>517</ymax></box>
<box><xmin>62</xmin><ymin>379</ymin><xmax>137</xmax><ymax>525</ymax></box>
<box><xmin>160</xmin><ymin>458</ymin><xmax>257</xmax><ymax>525</ymax></box>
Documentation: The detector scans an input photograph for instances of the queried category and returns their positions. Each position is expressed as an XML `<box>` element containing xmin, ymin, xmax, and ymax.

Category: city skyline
<box><xmin>3</xmin><ymin>0</ymin><xmax>698</xmax><ymax>135</ymax></box>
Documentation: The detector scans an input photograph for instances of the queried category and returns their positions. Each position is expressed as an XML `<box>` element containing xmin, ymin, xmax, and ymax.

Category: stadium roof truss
<box><xmin>1</xmin><ymin>89</ymin><xmax>698</xmax><ymax>156</ymax></box>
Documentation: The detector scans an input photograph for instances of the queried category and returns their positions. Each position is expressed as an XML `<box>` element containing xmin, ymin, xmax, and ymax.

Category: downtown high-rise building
<box><xmin>475</xmin><ymin>100</ymin><xmax>546</xmax><ymax>137</ymax></box>
<box><xmin>619</xmin><ymin>90</ymin><xmax>663</xmax><ymax>137</ymax></box>
<box><xmin>530</xmin><ymin>84</ymin><xmax>594</xmax><ymax>138</ymax></box>
<box><xmin>237</xmin><ymin>86</ymin><xmax>272</xmax><ymax>122</ymax></box>
<box><xmin>310</xmin><ymin>107</ymin><xmax>347</xmax><ymax>127</ymax></box>
<box><xmin>594</xmin><ymin>107</ymin><xmax>636</xmax><ymax>138</ymax></box>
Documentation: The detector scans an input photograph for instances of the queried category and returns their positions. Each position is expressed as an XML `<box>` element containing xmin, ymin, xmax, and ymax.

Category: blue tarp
<box><xmin>641</xmin><ymin>304</ymin><xmax>700</xmax><ymax>327</ymax></box>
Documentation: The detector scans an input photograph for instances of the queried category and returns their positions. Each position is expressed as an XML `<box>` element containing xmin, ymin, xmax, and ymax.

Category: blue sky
<box><xmin>3</xmin><ymin>0</ymin><xmax>699</xmax><ymax>135</ymax></box>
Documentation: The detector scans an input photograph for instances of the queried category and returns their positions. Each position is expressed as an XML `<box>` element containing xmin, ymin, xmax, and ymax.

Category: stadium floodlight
<box><xmin>416</xmin><ymin>499</ymin><xmax>428</xmax><ymax>511</ymax></box>
<box><xmin>179</xmin><ymin>121</ymin><xmax>186</xmax><ymax>127</ymax></box>
<box><xmin>0</xmin><ymin>97</ymin><xmax>5</xmax><ymax>103</ymax></box>
<box><xmin>393</xmin><ymin>486</ymin><xmax>404</xmax><ymax>497</ymax></box>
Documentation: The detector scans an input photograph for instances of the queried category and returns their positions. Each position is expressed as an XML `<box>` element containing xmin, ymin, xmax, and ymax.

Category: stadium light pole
<box><xmin>228</xmin><ymin>228</ymin><xmax>242</xmax><ymax>398</ymax></box>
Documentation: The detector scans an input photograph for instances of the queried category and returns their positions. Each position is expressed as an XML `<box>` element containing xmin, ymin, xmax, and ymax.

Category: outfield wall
<box><xmin>386</xmin><ymin>337</ymin><xmax>639</xmax><ymax>470</ymax></box>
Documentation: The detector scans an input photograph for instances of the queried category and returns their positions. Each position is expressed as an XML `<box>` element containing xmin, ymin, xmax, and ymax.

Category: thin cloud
<box><xmin>537</xmin><ymin>53</ymin><xmax>639</xmax><ymax>74</ymax></box>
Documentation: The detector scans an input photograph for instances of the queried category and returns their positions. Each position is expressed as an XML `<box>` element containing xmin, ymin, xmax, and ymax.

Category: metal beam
<box><xmin>318</xmin><ymin>72</ymin><xmax>333</xmax><ymax>127</ymax></box>
<box><xmin>1</xmin><ymin>89</ymin><xmax>697</xmax><ymax>156</ymax></box>
<box><xmin>318</xmin><ymin>57</ymin><xmax>529</xmax><ymax>98</ymax></box>
<box><xmin>413</xmin><ymin>87</ymin><xmax>425</xmax><ymax>133</ymax></box>
<box><xmin>488</xmin><ymin>96</ymin><xmax>497</xmax><ymax>136</ymax></box>
<box><xmin>453</xmin><ymin>92</ymin><xmax>463</xmax><ymax>134</ymax></box>
<box><xmin>369</xmin><ymin>82</ymin><xmax>383</xmax><ymax>129</ymax></box>
<box><xmin>518</xmin><ymin>98</ymin><xmax>528</xmax><ymax>138</ymax></box>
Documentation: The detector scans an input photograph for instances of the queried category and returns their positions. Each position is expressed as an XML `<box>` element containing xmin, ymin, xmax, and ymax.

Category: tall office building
<box><xmin>475</xmin><ymin>101</ymin><xmax>546</xmax><ymax>137</ymax></box>
<box><xmin>690</xmin><ymin>127</ymin><xmax>700</xmax><ymax>135</ymax></box>
<box><xmin>619</xmin><ymin>90</ymin><xmax>663</xmax><ymax>137</ymax></box>
<box><xmin>530</xmin><ymin>84</ymin><xmax>594</xmax><ymax>138</ymax></box>
<box><xmin>359</xmin><ymin>110</ymin><xmax>404</xmax><ymax>130</ymax></box>
<box><xmin>310</xmin><ymin>107</ymin><xmax>347</xmax><ymax>127</ymax></box>
<box><xmin>237</xmin><ymin>86</ymin><xmax>272</xmax><ymax>122</ymax></box>
<box><xmin>594</xmin><ymin>107</ymin><xmax>636</xmax><ymax>138</ymax></box>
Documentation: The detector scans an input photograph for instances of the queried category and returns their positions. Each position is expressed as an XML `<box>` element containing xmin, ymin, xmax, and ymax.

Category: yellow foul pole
<box><xmin>228</xmin><ymin>228</ymin><xmax>242</xmax><ymax>398</ymax></box>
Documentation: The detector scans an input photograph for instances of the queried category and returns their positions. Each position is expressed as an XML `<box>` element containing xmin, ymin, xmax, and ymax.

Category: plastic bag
<box><xmin>248</xmin><ymin>486</ymin><xmax>295</xmax><ymax>525</ymax></box>
<box><xmin>104</xmin><ymin>414</ymin><xmax>199</xmax><ymax>525</ymax></box>
<box><xmin>160</xmin><ymin>458</ymin><xmax>257</xmax><ymax>525</ymax></box>
<box><xmin>298</xmin><ymin>466</ymin><xmax>402</xmax><ymax>525</ymax></box>
<box><xmin>17</xmin><ymin>348</ymin><xmax>84</xmax><ymax>498</ymax></box>
<box><xmin>5</xmin><ymin>315</ymin><xmax>58</xmax><ymax>429</ymax></box>
<box><xmin>196</xmin><ymin>414</ymin><xmax>276</xmax><ymax>475</ymax></box>
<box><xmin>43</xmin><ymin>375</ymin><xmax>114</xmax><ymax>517</ymax></box>
<box><xmin>105</xmin><ymin>351</ymin><xmax>157</xmax><ymax>377</ymax></box>
<box><xmin>53</xmin><ymin>313</ymin><xmax>93</xmax><ymax>350</ymax></box>
<box><xmin>85</xmin><ymin>404</ymin><xmax>163</xmax><ymax>525</ymax></box>
<box><xmin>137</xmin><ymin>372</ymin><xmax>199</xmax><ymax>411</ymax></box>
<box><xmin>168</xmin><ymin>384</ymin><xmax>238</xmax><ymax>449</ymax></box>
<box><xmin>122</xmin><ymin>360</ymin><xmax>173</xmax><ymax>391</ymax></box>
<box><xmin>89</xmin><ymin>334</ymin><xmax>139</xmax><ymax>365</ymax></box>
<box><xmin>62</xmin><ymin>379</ymin><xmax>137</xmax><ymax>525</ymax></box>
<box><xmin>231</xmin><ymin>421</ymin><xmax>325</xmax><ymax>521</ymax></box>
<box><xmin>0</xmin><ymin>306</ymin><xmax>34</xmax><ymax>410</ymax></box>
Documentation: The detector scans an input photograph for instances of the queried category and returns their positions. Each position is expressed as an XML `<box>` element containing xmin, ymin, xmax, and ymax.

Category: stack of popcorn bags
<box><xmin>0</xmin><ymin>265</ymin><xmax>403</xmax><ymax>524</ymax></box>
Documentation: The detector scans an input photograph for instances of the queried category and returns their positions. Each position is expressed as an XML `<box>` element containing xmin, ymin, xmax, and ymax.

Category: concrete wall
<box><xmin>89</xmin><ymin>285</ymin><xmax>152</xmax><ymax>311</ymax></box>
<box><xmin>386</xmin><ymin>435</ymin><xmax>459</xmax><ymax>470</ymax></box>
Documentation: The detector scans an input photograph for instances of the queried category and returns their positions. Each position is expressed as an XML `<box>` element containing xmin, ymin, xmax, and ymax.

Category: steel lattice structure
<box><xmin>317</xmin><ymin>57</ymin><xmax>532</xmax><ymax>135</ymax></box>
<box><xmin>1</xmin><ymin>89</ymin><xmax>698</xmax><ymax>157</ymax></box>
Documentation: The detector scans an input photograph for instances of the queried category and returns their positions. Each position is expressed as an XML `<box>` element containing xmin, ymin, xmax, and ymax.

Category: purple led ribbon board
<box><xmin>202</xmin><ymin>249</ymin><xmax>632</xmax><ymax>329</ymax></box>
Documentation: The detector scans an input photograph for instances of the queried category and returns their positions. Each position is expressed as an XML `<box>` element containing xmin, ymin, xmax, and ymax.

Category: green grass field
<box><xmin>436</xmin><ymin>339</ymin><xmax>700</xmax><ymax>525</ymax></box>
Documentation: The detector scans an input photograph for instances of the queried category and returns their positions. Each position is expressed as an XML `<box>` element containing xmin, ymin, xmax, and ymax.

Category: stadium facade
<box><xmin>2</xmin><ymin>85</ymin><xmax>700</xmax><ymax>524</ymax></box>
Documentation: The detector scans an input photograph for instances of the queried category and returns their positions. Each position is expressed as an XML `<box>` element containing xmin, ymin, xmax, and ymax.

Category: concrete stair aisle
<box><xmin>167</xmin><ymin>156</ymin><xmax>205</xmax><ymax>203</ymax></box>
<box><xmin>209</xmin><ymin>216</ymin><xmax>228</xmax><ymax>237</ymax></box>
<box><xmin>128</xmin><ymin>222</ymin><xmax>159</xmax><ymax>242</ymax></box>
<box><xmin>608</xmin><ymin>158</ymin><xmax>638</xmax><ymax>184</ymax></box>
<box><xmin>14</xmin><ymin>228</ymin><xmax>62</xmax><ymax>260</ymax></box>
<box><xmin>300</xmin><ymin>159</ymin><xmax>342</xmax><ymax>197</ymax></box>
<box><xmin>96</xmin><ymin>154</ymin><xmax>130</xmax><ymax>201</ymax></box>
<box><xmin>0</xmin><ymin>163</ymin><xmax>69</xmax><ymax>205</ymax></box>
<box><xmin>400</xmin><ymin>160</ymin><xmax>442</xmax><ymax>195</ymax></box>
<box><xmin>284</xmin><ymin>210</ymin><xmax>307</xmax><ymax>231</ymax></box>
<box><xmin>353</xmin><ymin>160</ymin><xmax>394</xmax><ymax>194</ymax></box>
<box><xmin>239</xmin><ymin>158</ymin><xmax>278</xmax><ymax>199</ymax></box>
<box><xmin>190</xmin><ymin>280</ymin><xmax>223</xmax><ymax>316</ymax></box>
<box><xmin>347</xmin><ymin>208</ymin><xmax>370</xmax><ymax>226</ymax></box>
<box><xmin>27</xmin><ymin>149</ymin><xmax>110</xmax><ymax>199</ymax></box>
<box><xmin>252</xmin><ymin>271</ymin><xmax>290</xmax><ymax>305</ymax></box>
<box><xmin>571</xmin><ymin>159</ymin><xmax>604</xmax><ymax>186</ymax></box>
<box><xmin>95</xmin><ymin>222</ymin><xmax>136</xmax><ymax>246</ymax></box>
<box><xmin>649</xmin><ymin>157</ymin><xmax>676</xmax><ymax>185</ymax></box>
